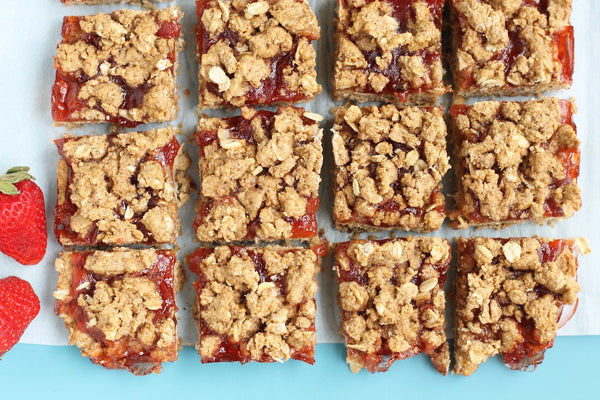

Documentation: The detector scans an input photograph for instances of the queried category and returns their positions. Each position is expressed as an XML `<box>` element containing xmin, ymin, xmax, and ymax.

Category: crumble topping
<box><xmin>54</xmin><ymin>249</ymin><xmax>180</xmax><ymax>375</ymax></box>
<box><xmin>334</xmin><ymin>0</ymin><xmax>448</xmax><ymax>105</ymax></box>
<box><xmin>78</xmin><ymin>276</ymin><xmax>164</xmax><ymax>343</ymax></box>
<box><xmin>450</xmin><ymin>98</ymin><xmax>581</xmax><ymax>228</ymax></box>
<box><xmin>189</xmin><ymin>246</ymin><xmax>319</xmax><ymax>363</ymax></box>
<box><xmin>197</xmin><ymin>0</ymin><xmax>321</xmax><ymax>108</ymax></box>
<box><xmin>84</xmin><ymin>248</ymin><xmax>157</xmax><ymax>275</ymax></box>
<box><xmin>53</xmin><ymin>8</ymin><xmax>183</xmax><ymax>126</ymax></box>
<box><xmin>55</xmin><ymin>127</ymin><xmax>186</xmax><ymax>246</ymax></box>
<box><xmin>194</xmin><ymin>106</ymin><xmax>323</xmax><ymax>242</ymax></box>
<box><xmin>451</xmin><ymin>0</ymin><xmax>573</xmax><ymax>96</ymax></box>
<box><xmin>336</xmin><ymin>237</ymin><xmax>451</xmax><ymax>374</ymax></box>
<box><xmin>454</xmin><ymin>237</ymin><xmax>585</xmax><ymax>376</ymax></box>
<box><xmin>332</xmin><ymin>104</ymin><xmax>449</xmax><ymax>232</ymax></box>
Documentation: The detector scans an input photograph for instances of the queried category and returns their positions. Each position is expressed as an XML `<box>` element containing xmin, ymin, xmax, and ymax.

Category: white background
<box><xmin>0</xmin><ymin>0</ymin><xmax>598</xmax><ymax>345</ymax></box>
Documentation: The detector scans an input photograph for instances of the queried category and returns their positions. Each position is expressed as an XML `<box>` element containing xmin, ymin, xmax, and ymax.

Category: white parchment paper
<box><xmin>0</xmin><ymin>0</ymin><xmax>598</xmax><ymax>346</ymax></box>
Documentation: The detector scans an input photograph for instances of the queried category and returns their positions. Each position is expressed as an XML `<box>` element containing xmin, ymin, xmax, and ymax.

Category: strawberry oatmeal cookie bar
<box><xmin>194</xmin><ymin>106</ymin><xmax>323</xmax><ymax>242</ymax></box>
<box><xmin>51</xmin><ymin>8</ymin><xmax>184</xmax><ymax>127</ymax></box>
<box><xmin>54</xmin><ymin>248</ymin><xmax>183</xmax><ymax>375</ymax></box>
<box><xmin>335</xmin><ymin>237</ymin><xmax>451</xmax><ymax>374</ymax></box>
<box><xmin>449</xmin><ymin>98</ymin><xmax>581</xmax><ymax>229</ymax></box>
<box><xmin>196</xmin><ymin>0</ymin><xmax>321</xmax><ymax>109</ymax></box>
<box><xmin>449</xmin><ymin>0</ymin><xmax>574</xmax><ymax>97</ymax></box>
<box><xmin>54</xmin><ymin>127</ymin><xmax>190</xmax><ymax>247</ymax></box>
<box><xmin>333</xmin><ymin>0</ymin><xmax>449</xmax><ymax>106</ymax></box>
<box><xmin>332</xmin><ymin>104</ymin><xmax>449</xmax><ymax>232</ymax></box>
<box><xmin>454</xmin><ymin>236</ymin><xmax>590</xmax><ymax>375</ymax></box>
<box><xmin>188</xmin><ymin>245</ymin><xmax>319</xmax><ymax>364</ymax></box>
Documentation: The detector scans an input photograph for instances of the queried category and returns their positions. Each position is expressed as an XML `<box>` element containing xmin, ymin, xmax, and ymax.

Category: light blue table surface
<box><xmin>1</xmin><ymin>339</ymin><xmax>598</xmax><ymax>399</ymax></box>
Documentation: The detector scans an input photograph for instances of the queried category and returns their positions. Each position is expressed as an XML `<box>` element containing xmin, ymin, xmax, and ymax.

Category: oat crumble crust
<box><xmin>333</xmin><ymin>0</ymin><xmax>449</xmax><ymax>106</ymax></box>
<box><xmin>54</xmin><ymin>248</ymin><xmax>183</xmax><ymax>375</ymax></box>
<box><xmin>449</xmin><ymin>97</ymin><xmax>581</xmax><ymax>229</ymax></box>
<box><xmin>196</xmin><ymin>0</ymin><xmax>321</xmax><ymax>109</ymax></box>
<box><xmin>449</xmin><ymin>0</ymin><xmax>574</xmax><ymax>97</ymax></box>
<box><xmin>332</xmin><ymin>104</ymin><xmax>449</xmax><ymax>232</ymax></box>
<box><xmin>454</xmin><ymin>236</ymin><xmax>589</xmax><ymax>376</ymax></box>
<box><xmin>55</xmin><ymin>127</ymin><xmax>189</xmax><ymax>246</ymax></box>
<box><xmin>335</xmin><ymin>237</ymin><xmax>451</xmax><ymax>374</ymax></box>
<box><xmin>194</xmin><ymin>106</ymin><xmax>323</xmax><ymax>242</ymax></box>
<box><xmin>52</xmin><ymin>7</ymin><xmax>184</xmax><ymax>127</ymax></box>
<box><xmin>188</xmin><ymin>245</ymin><xmax>319</xmax><ymax>363</ymax></box>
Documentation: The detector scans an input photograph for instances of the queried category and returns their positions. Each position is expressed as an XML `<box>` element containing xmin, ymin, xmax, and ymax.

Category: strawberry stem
<box><xmin>0</xmin><ymin>166</ymin><xmax>35</xmax><ymax>195</ymax></box>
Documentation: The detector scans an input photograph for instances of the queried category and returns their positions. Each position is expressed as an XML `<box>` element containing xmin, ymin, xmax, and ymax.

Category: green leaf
<box><xmin>0</xmin><ymin>166</ymin><xmax>34</xmax><ymax>185</ymax></box>
<box><xmin>6</xmin><ymin>166</ymin><xmax>30</xmax><ymax>174</ymax></box>
<box><xmin>0</xmin><ymin>181</ymin><xmax>19</xmax><ymax>195</ymax></box>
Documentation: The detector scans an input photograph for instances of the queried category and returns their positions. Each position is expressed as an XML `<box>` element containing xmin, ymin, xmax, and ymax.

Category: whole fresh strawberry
<box><xmin>0</xmin><ymin>276</ymin><xmax>40</xmax><ymax>357</ymax></box>
<box><xmin>0</xmin><ymin>167</ymin><xmax>47</xmax><ymax>265</ymax></box>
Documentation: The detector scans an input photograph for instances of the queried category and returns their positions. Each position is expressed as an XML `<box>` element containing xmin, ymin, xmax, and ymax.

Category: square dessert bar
<box><xmin>54</xmin><ymin>248</ymin><xmax>182</xmax><ymax>375</ymax></box>
<box><xmin>449</xmin><ymin>98</ymin><xmax>581</xmax><ymax>229</ymax></box>
<box><xmin>332</xmin><ymin>104</ymin><xmax>449</xmax><ymax>232</ymax></box>
<box><xmin>188</xmin><ymin>245</ymin><xmax>319</xmax><ymax>364</ymax></box>
<box><xmin>333</xmin><ymin>0</ymin><xmax>449</xmax><ymax>106</ymax></box>
<box><xmin>51</xmin><ymin>8</ymin><xmax>183</xmax><ymax>127</ymax></box>
<box><xmin>55</xmin><ymin>127</ymin><xmax>189</xmax><ymax>246</ymax></box>
<box><xmin>196</xmin><ymin>0</ymin><xmax>321</xmax><ymax>109</ymax></box>
<box><xmin>449</xmin><ymin>0</ymin><xmax>574</xmax><ymax>97</ymax></box>
<box><xmin>335</xmin><ymin>237</ymin><xmax>451</xmax><ymax>374</ymax></box>
<box><xmin>194</xmin><ymin>106</ymin><xmax>323</xmax><ymax>242</ymax></box>
<box><xmin>454</xmin><ymin>236</ymin><xmax>589</xmax><ymax>376</ymax></box>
